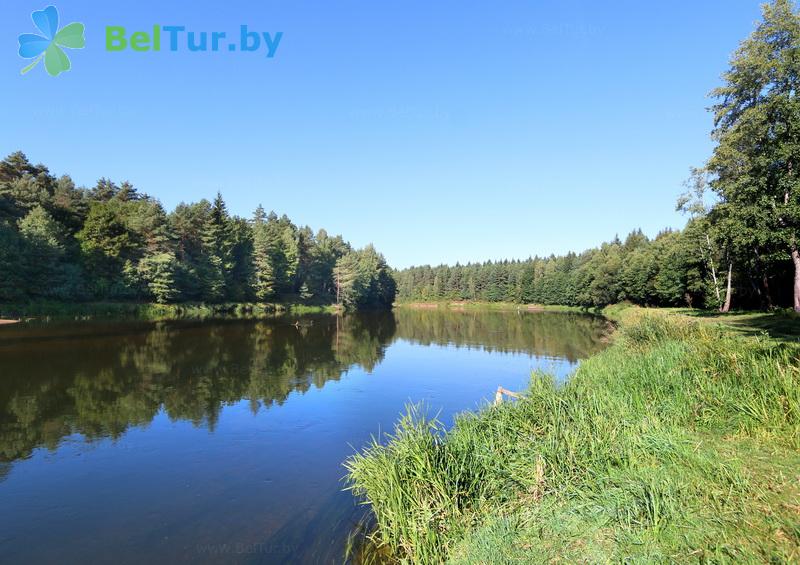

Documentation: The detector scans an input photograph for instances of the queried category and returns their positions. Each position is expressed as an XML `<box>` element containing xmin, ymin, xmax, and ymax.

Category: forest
<box><xmin>4</xmin><ymin>2</ymin><xmax>800</xmax><ymax>315</ymax></box>
<box><xmin>0</xmin><ymin>152</ymin><xmax>395</xmax><ymax>310</ymax></box>
<box><xmin>399</xmin><ymin>0</ymin><xmax>800</xmax><ymax>313</ymax></box>
<box><xmin>395</xmin><ymin>223</ymin><xmax>796</xmax><ymax>309</ymax></box>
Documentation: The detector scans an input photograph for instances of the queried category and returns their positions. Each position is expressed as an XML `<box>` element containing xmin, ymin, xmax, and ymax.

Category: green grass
<box><xmin>667</xmin><ymin>307</ymin><xmax>800</xmax><ymax>343</ymax></box>
<box><xmin>345</xmin><ymin>306</ymin><xmax>800</xmax><ymax>563</ymax></box>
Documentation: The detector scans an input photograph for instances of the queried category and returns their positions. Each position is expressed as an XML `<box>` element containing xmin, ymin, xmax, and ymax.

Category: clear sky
<box><xmin>1</xmin><ymin>1</ymin><xmax>764</xmax><ymax>268</ymax></box>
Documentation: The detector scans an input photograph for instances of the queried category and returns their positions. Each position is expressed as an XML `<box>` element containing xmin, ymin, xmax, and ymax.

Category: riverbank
<box><xmin>395</xmin><ymin>300</ymin><xmax>596</xmax><ymax>314</ymax></box>
<box><xmin>0</xmin><ymin>300</ymin><xmax>338</xmax><ymax>322</ymax></box>
<box><xmin>346</xmin><ymin>305</ymin><xmax>800</xmax><ymax>562</ymax></box>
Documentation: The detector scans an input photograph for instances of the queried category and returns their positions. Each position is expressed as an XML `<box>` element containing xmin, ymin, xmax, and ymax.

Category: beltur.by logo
<box><xmin>17</xmin><ymin>6</ymin><xmax>284</xmax><ymax>77</ymax></box>
<box><xmin>105</xmin><ymin>25</ymin><xmax>283</xmax><ymax>57</ymax></box>
<box><xmin>18</xmin><ymin>5</ymin><xmax>85</xmax><ymax>76</ymax></box>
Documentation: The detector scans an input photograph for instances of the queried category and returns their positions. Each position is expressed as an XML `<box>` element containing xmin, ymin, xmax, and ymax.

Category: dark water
<box><xmin>0</xmin><ymin>309</ymin><xmax>608</xmax><ymax>564</ymax></box>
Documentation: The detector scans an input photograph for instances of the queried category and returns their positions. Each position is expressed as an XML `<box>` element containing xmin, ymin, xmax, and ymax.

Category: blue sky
<box><xmin>1</xmin><ymin>1</ymin><xmax>764</xmax><ymax>268</ymax></box>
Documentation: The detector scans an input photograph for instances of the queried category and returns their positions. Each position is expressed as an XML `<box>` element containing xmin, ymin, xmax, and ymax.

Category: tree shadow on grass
<box><xmin>682</xmin><ymin>310</ymin><xmax>800</xmax><ymax>343</ymax></box>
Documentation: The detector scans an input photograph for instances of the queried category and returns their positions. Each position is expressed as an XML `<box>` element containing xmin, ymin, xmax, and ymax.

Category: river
<box><xmin>0</xmin><ymin>308</ymin><xmax>608</xmax><ymax>564</ymax></box>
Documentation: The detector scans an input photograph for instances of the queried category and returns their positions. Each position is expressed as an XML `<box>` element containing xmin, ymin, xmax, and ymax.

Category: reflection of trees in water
<box><xmin>0</xmin><ymin>310</ymin><xmax>606</xmax><ymax>465</ymax></box>
<box><xmin>393</xmin><ymin>308</ymin><xmax>610</xmax><ymax>363</ymax></box>
<box><xmin>0</xmin><ymin>315</ymin><xmax>396</xmax><ymax>464</ymax></box>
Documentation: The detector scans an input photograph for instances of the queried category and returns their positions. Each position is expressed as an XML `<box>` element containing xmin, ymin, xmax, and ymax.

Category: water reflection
<box><xmin>393</xmin><ymin>308</ymin><xmax>607</xmax><ymax>361</ymax></box>
<box><xmin>0</xmin><ymin>315</ymin><xmax>396</xmax><ymax>464</ymax></box>
<box><xmin>0</xmin><ymin>309</ymin><xmax>608</xmax><ymax>563</ymax></box>
<box><xmin>0</xmin><ymin>311</ymin><xmax>607</xmax><ymax>467</ymax></box>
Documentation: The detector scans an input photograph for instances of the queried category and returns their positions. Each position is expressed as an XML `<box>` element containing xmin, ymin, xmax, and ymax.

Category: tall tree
<box><xmin>705</xmin><ymin>0</ymin><xmax>800</xmax><ymax>310</ymax></box>
<box><xmin>17</xmin><ymin>205</ymin><xmax>67</xmax><ymax>298</ymax></box>
<box><xmin>76</xmin><ymin>199</ymin><xmax>137</xmax><ymax>297</ymax></box>
<box><xmin>252</xmin><ymin>205</ymin><xmax>277</xmax><ymax>301</ymax></box>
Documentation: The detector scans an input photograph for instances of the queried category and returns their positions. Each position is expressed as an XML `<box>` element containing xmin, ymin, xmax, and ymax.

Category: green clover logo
<box><xmin>18</xmin><ymin>5</ymin><xmax>85</xmax><ymax>77</ymax></box>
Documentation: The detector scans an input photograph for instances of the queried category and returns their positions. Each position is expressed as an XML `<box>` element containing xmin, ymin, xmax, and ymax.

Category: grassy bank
<box><xmin>345</xmin><ymin>306</ymin><xmax>800</xmax><ymax>563</ymax></box>
<box><xmin>0</xmin><ymin>300</ymin><xmax>337</xmax><ymax>322</ymax></box>
<box><xmin>667</xmin><ymin>307</ymin><xmax>800</xmax><ymax>343</ymax></box>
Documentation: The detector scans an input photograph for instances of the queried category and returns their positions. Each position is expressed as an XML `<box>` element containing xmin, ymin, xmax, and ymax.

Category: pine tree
<box><xmin>138</xmin><ymin>252</ymin><xmax>179</xmax><ymax>303</ymax></box>
<box><xmin>198</xmin><ymin>192</ymin><xmax>234</xmax><ymax>302</ymax></box>
<box><xmin>252</xmin><ymin>205</ymin><xmax>277</xmax><ymax>301</ymax></box>
<box><xmin>335</xmin><ymin>252</ymin><xmax>363</xmax><ymax>309</ymax></box>
<box><xmin>17</xmin><ymin>205</ymin><xmax>66</xmax><ymax>298</ymax></box>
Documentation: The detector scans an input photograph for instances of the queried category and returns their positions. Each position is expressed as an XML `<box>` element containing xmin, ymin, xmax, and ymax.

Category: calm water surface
<box><xmin>0</xmin><ymin>309</ymin><xmax>608</xmax><ymax>564</ymax></box>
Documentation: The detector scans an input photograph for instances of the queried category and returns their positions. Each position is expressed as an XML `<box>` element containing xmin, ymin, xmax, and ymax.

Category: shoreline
<box><xmin>346</xmin><ymin>305</ymin><xmax>800</xmax><ymax>562</ymax></box>
<box><xmin>0</xmin><ymin>301</ymin><xmax>339</xmax><ymax>323</ymax></box>
<box><xmin>395</xmin><ymin>300</ymin><xmax>597</xmax><ymax>313</ymax></box>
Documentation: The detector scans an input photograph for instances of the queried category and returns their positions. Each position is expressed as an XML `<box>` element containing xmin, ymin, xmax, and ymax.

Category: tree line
<box><xmin>397</xmin><ymin>223</ymin><xmax>796</xmax><ymax>310</ymax></box>
<box><xmin>396</xmin><ymin>226</ymin><xmax>758</xmax><ymax>308</ymax></box>
<box><xmin>4</xmin><ymin>1</ymin><xmax>799</xmax><ymax>313</ymax></box>
<box><xmin>399</xmin><ymin>0</ymin><xmax>800</xmax><ymax>312</ymax></box>
<box><xmin>0</xmin><ymin>152</ymin><xmax>395</xmax><ymax>309</ymax></box>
